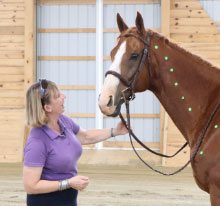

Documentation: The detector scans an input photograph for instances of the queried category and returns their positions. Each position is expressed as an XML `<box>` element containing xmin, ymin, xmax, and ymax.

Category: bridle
<box><xmin>104</xmin><ymin>32</ymin><xmax>220</xmax><ymax>175</ymax></box>
<box><xmin>105</xmin><ymin>33</ymin><xmax>151</xmax><ymax>102</ymax></box>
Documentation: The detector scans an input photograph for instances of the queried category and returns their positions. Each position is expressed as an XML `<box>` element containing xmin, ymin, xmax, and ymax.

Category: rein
<box><xmin>105</xmin><ymin>32</ymin><xmax>220</xmax><ymax>175</ymax></box>
<box><xmin>120</xmin><ymin>99</ymin><xmax>220</xmax><ymax>175</ymax></box>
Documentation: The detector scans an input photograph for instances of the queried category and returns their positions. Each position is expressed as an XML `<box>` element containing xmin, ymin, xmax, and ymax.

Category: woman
<box><xmin>23</xmin><ymin>79</ymin><xmax>128</xmax><ymax>206</ymax></box>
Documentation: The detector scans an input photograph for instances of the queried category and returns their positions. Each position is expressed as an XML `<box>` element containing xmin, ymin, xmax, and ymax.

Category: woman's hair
<box><xmin>25</xmin><ymin>80</ymin><xmax>58</xmax><ymax>127</ymax></box>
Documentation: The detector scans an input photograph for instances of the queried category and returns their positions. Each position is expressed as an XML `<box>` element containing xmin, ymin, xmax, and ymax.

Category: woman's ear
<box><xmin>44</xmin><ymin>104</ymin><xmax>52</xmax><ymax>113</ymax></box>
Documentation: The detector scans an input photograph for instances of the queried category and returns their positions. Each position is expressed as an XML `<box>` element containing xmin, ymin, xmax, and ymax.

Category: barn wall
<box><xmin>0</xmin><ymin>0</ymin><xmax>27</xmax><ymax>162</ymax></box>
<box><xmin>1</xmin><ymin>0</ymin><xmax>219</xmax><ymax>167</ymax></box>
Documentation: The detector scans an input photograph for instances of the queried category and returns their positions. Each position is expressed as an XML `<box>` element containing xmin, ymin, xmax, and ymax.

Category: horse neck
<box><xmin>149</xmin><ymin>34</ymin><xmax>220</xmax><ymax>147</ymax></box>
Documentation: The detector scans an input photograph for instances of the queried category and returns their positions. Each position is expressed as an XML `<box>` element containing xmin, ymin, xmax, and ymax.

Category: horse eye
<box><xmin>130</xmin><ymin>53</ymin><xmax>139</xmax><ymax>60</ymax></box>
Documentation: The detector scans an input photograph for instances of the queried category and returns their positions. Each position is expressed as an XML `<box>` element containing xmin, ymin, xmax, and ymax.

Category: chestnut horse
<box><xmin>98</xmin><ymin>12</ymin><xmax>220</xmax><ymax>205</ymax></box>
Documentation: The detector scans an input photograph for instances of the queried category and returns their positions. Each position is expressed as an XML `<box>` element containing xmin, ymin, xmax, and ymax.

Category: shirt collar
<box><xmin>42</xmin><ymin>117</ymin><xmax>66</xmax><ymax>140</ymax></box>
<box><xmin>58</xmin><ymin>118</ymin><xmax>66</xmax><ymax>134</ymax></box>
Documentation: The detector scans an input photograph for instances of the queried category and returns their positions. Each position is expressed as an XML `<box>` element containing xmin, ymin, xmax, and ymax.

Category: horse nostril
<box><xmin>107</xmin><ymin>96</ymin><xmax>113</xmax><ymax>107</ymax></box>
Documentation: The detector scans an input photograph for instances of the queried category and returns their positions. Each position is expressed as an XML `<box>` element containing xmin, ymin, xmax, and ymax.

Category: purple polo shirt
<box><xmin>24</xmin><ymin>114</ymin><xmax>82</xmax><ymax>181</ymax></box>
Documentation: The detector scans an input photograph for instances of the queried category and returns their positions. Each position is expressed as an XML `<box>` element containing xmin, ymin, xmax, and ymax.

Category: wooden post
<box><xmin>161</xmin><ymin>112</ymin><xmax>169</xmax><ymax>166</ymax></box>
<box><xmin>161</xmin><ymin>0</ymin><xmax>170</xmax><ymax>38</ymax></box>
<box><xmin>23</xmin><ymin>0</ymin><xmax>36</xmax><ymax>153</ymax></box>
<box><xmin>160</xmin><ymin>0</ymin><xmax>170</xmax><ymax>165</ymax></box>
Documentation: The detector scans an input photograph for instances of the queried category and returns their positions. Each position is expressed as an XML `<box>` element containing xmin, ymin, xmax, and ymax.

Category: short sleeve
<box><xmin>70</xmin><ymin>119</ymin><xmax>80</xmax><ymax>135</ymax></box>
<box><xmin>24</xmin><ymin>136</ymin><xmax>47</xmax><ymax>167</ymax></box>
<box><xmin>60</xmin><ymin>114</ymin><xmax>80</xmax><ymax>135</ymax></box>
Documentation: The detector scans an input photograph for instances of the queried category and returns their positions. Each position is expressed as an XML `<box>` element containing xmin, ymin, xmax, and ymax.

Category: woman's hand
<box><xmin>69</xmin><ymin>176</ymin><xmax>89</xmax><ymax>191</ymax></box>
<box><xmin>114</xmin><ymin>121</ymin><xmax>129</xmax><ymax>136</ymax></box>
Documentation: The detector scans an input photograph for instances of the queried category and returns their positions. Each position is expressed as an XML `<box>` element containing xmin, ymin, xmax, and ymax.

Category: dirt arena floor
<box><xmin>0</xmin><ymin>163</ymin><xmax>210</xmax><ymax>206</ymax></box>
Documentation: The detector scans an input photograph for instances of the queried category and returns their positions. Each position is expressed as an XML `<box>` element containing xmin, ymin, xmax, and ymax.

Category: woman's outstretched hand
<box><xmin>114</xmin><ymin>121</ymin><xmax>129</xmax><ymax>136</ymax></box>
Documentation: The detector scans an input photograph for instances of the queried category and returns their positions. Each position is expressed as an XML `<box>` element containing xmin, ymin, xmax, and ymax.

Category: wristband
<box><xmin>58</xmin><ymin>179</ymin><xmax>71</xmax><ymax>191</ymax></box>
<box><xmin>111</xmin><ymin>128</ymin><xmax>114</xmax><ymax>137</ymax></box>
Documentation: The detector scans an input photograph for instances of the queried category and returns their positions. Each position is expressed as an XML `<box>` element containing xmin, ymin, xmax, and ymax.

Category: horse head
<box><xmin>99</xmin><ymin>12</ymin><xmax>151</xmax><ymax>117</ymax></box>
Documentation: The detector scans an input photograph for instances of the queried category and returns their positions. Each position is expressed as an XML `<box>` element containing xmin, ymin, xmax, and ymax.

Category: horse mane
<box><xmin>147</xmin><ymin>29</ymin><xmax>220</xmax><ymax>71</ymax></box>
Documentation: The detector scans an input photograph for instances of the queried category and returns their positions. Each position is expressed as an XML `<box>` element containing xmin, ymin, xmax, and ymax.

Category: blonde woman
<box><xmin>23</xmin><ymin>79</ymin><xmax>128</xmax><ymax>206</ymax></box>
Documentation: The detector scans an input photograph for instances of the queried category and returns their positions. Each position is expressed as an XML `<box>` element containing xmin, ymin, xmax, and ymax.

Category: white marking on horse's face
<box><xmin>104</xmin><ymin>41</ymin><xmax>126</xmax><ymax>89</ymax></box>
<box><xmin>98</xmin><ymin>41</ymin><xmax>127</xmax><ymax>115</ymax></box>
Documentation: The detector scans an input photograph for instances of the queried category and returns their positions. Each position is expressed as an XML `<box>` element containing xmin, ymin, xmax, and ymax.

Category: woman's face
<box><xmin>47</xmin><ymin>89</ymin><xmax>66</xmax><ymax>115</ymax></box>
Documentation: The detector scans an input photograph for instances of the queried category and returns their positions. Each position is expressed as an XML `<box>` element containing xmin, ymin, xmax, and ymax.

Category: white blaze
<box><xmin>103</xmin><ymin>41</ymin><xmax>126</xmax><ymax>89</ymax></box>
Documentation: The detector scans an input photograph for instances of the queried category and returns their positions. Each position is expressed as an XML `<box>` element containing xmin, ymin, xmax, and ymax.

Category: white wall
<box><xmin>36</xmin><ymin>1</ymin><xmax>161</xmax><ymax>148</ymax></box>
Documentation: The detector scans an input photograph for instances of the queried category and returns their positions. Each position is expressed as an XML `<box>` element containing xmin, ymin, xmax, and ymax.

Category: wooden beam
<box><xmin>1</xmin><ymin>0</ymin><xmax>24</xmax><ymax>2</ymax></box>
<box><xmin>38</xmin><ymin>0</ymin><xmax>160</xmax><ymax>5</ymax></box>
<box><xmin>0</xmin><ymin>10</ymin><xmax>24</xmax><ymax>18</ymax></box>
<box><xmin>171</xmin><ymin>26</ymin><xmax>219</xmax><ymax>34</ymax></box>
<box><xmin>0</xmin><ymin>35</ymin><xmax>24</xmax><ymax>43</ymax></box>
<box><xmin>38</xmin><ymin>28</ymin><xmax>160</xmax><ymax>33</ymax></box>
<box><xmin>0</xmin><ymin>66</ymin><xmax>24</xmax><ymax>75</ymax></box>
<box><xmin>0</xmin><ymin>42</ymin><xmax>24</xmax><ymax>51</ymax></box>
<box><xmin>24</xmin><ymin>0</ymin><xmax>36</xmax><ymax>88</ymax></box>
<box><xmin>171</xmin><ymin>18</ymin><xmax>213</xmax><ymax>26</ymax></box>
<box><xmin>38</xmin><ymin>56</ymin><xmax>111</xmax><ymax>61</ymax></box>
<box><xmin>0</xmin><ymin>74</ymin><xmax>24</xmax><ymax>82</ymax></box>
<box><xmin>0</xmin><ymin>90</ymin><xmax>24</xmax><ymax>98</ymax></box>
<box><xmin>159</xmin><ymin>105</ymin><xmax>165</xmax><ymax>163</ymax></box>
<box><xmin>0</xmin><ymin>98</ymin><xmax>24</xmax><ymax>107</ymax></box>
<box><xmin>172</xmin><ymin>0</ymin><xmax>197</xmax><ymax>2</ymax></box>
<box><xmin>0</xmin><ymin>51</ymin><xmax>24</xmax><ymax>59</ymax></box>
<box><xmin>181</xmin><ymin>43</ymin><xmax>220</xmax><ymax>51</ymax></box>
<box><xmin>66</xmin><ymin>113</ymin><xmax>160</xmax><ymax>118</ymax></box>
<box><xmin>171</xmin><ymin>34</ymin><xmax>220</xmax><ymax>43</ymax></box>
<box><xmin>0</xmin><ymin>82</ymin><xmax>24</xmax><ymax>90</ymax></box>
<box><xmin>38</xmin><ymin>56</ymin><xmax>96</xmax><ymax>61</ymax></box>
<box><xmin>38</xmin><ymin>0</ymin><xmax>96</xmax><ymax>5</ymax></box>
<box><xmin>0</xmin><ymin>3</ymin><xmax>24</xmax><ymax>11</ymax></box>
<box><xmin>104</xmin><ymin>0</ymin><xmax>160</xmax><ymax>4</ymax></box>
<box><xmin>24</xmin><ymin>0</ymin><xmax>36</xmax><ymax>160</ymax></box>
<box><xmin>119</xmin><ymin>114</ymin><xmax>160</xmax><ymax>119</ymax></box>
<box><xmin>171</xmin><ymin>1</ymin><xmax>202</xmax><ymax>10</ymax></box>
<box><xmin>0</xmin><ymin>59</ymin><xmax>24</xmax><ymax>66</ymax></box>
<box><xmin>214</xmin><ymin>22</ymin><xmax>220</xmax><ymax>27</ymax></box>
<box><xmin>161</xmin><ymin>0</ymin><xmax>170</xmax><ymax>38</ymax></box>
<box><xmin>0</xmin><ymin>19</ymin><xmax>24</xmax><ymax>27</ymax></box>
<box><xmin>103</xmin><ymin>141</ymin><xmax>160</xmax><ymax>149</ymax></box>
<box><xmin>59</xmin><ymin>85</ymin><xmax>96</xmax><ymax>90</ymax></box>
<box><xmin>38</xmin><ymin>28</ymin><xmax>96</xmax><ymax>33</ymax></box>
<box><xmin>161</xmin><ymin>112</ymin><xmax>168</xmax><ymax>166</ymax></box>
<box><xmin>0</xmin><ymin>26</ymin><xmax>24</xmax><ymax>35</ymax></box>
<box><xmin>170</xmin><ymin>10</ymin><xmax>208</xmax><ymax>18</ymax></box>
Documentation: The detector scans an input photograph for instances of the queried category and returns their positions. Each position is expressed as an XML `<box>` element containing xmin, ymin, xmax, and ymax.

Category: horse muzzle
<box><xmin>98</xmin><ymin>93</ymin><xmax>123</xmax><ymax>117</ymax></box>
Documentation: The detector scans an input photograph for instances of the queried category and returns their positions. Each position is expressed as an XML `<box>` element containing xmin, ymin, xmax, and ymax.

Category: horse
<box><xmin>98</xmin><ymin>12</ymin><xmax>220</xmax><ymax>205</ymax></box>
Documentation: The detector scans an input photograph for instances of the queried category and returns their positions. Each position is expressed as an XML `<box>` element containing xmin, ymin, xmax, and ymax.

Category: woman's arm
<box><xmin>23</xmin><ymin>166</ymin><xmax>58</xmax><ymax>194</ymax></box>
<box><xmin>76</xmin><ymin>121</ymin><xmax>128</xmax><ymax>145</ymax></box>
<box><xmin>23</xmin><ymin>166</ymin><xmax>89</xmax><ymax>194</ymax></box>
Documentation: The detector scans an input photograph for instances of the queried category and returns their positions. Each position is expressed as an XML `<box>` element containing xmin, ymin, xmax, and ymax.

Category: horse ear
<box><xmin>135</xmin><ymin>12</ymin><xmax>145</xmax><ymax>34</ymax></box>
<box><xmin>117</xmin><ymin>13</ymin><xmax>128</xmax><ymax>33</ymax></box>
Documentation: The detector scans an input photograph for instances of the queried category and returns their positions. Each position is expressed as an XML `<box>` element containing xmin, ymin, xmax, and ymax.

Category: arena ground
<box><xmin>0</xmin><ymin>163</ymin><xmax>210</xmax><ymax>206</ymax></box>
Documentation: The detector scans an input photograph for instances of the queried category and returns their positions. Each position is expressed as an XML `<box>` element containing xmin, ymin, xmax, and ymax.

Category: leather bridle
<box><xmin>105</xmin><ymin>33</ymin><xmax>151</xmax><ymax>102</ymax></box>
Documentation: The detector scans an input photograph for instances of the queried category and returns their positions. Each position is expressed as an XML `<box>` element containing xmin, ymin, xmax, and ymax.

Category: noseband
<box><xmin>105</xmin><ymin>33</ymin><xmax>151</xmax><ymax>102</ymax></box>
